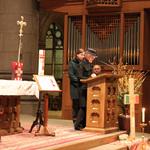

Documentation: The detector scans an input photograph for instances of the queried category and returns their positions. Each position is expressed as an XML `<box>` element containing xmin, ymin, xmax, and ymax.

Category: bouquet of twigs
<box><xmin>109</xmin><ymin>58</ymin><xmax>149</xmax><ymax>109</ymax></box>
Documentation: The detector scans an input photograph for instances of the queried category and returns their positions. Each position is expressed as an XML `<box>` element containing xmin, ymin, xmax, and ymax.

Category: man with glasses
<box><xmin>75</xmin><ymin>48</ymin><xmax>97</xmax><ymax>131</ymax></box>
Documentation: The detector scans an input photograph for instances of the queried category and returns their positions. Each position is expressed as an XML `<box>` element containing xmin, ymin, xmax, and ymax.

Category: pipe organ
<box><xmin>66</xmin><ymin>13</ymin><xmax>141</xmax><ymax>66</ymax></box>
<box><xmin>123</xmin><ymin>14</ymin><xmax>140</xmax><ymax>65</ymax></box>
<box><xmin>67</xmin><ymin>16</ymin><xmax>82</xmax><ymax>64</ymax></box>
<box><xmin>85</xmin><ymin>15</ymin><xmax>120</xmax><ymax>64</ymax></box>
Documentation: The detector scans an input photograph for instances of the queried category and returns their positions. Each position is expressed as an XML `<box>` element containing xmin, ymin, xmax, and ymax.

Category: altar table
<box><xmin>0</xmin><ymin>80</ymin><xmax>39</xmax><ymax>135</ymax></box>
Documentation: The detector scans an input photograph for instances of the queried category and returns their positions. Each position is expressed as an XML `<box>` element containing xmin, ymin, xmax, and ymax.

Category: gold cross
<box><xmin>17</xmin><ymin>16</ymin><xmax>27</xmax><ymax>36</ymax></box>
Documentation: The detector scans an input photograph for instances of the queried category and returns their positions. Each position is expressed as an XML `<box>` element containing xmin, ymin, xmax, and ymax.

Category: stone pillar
<box><xmin>0</xmin><ymin>0</ymin><xmax>39</xmax><ymax>80</ymax></box>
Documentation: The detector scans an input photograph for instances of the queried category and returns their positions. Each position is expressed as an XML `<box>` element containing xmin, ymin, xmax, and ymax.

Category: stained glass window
<box><xmin>45</xmin><ymin>22</ymin><xmax>63</xmax><ymax>80</ymax></box>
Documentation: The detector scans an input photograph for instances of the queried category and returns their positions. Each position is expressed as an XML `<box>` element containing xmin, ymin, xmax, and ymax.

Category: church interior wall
<box><xmin>0</xmin><ymin>0</ymin><xmax>39</xmax><ymax>81</ymax></box>
<box><xmin>0</xmin><ymin>0</ymin><xmax>40</xmax><ymax>116</ymax></box>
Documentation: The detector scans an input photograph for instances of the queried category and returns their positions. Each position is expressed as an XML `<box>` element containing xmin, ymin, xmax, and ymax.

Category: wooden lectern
<box><xmin>81</xmin><ymin>74</ymin><xmax>123</xmax><ymax>134</ymax></box>
<box><xmin>32</xmin><ymin>75</ymin><xmax>61</xmax><ymax>136</ymax></box>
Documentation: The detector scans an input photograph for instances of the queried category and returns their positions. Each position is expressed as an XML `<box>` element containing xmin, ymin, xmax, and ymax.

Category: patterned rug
<box><xmin>0</xmin><ymin>123</ymin><xmax>102</xmax><ymax>150</ymax></box>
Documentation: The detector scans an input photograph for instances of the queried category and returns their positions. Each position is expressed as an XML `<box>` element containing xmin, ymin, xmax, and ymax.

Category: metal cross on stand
<box><xmin>17</xmin><ymin>16</ymin><xmax>27</xmax><ymax>37</ymax></box>
<box><xmin>124</xmin><ymin>78</ymin><xmax>139</xmax><ymax>139</ymax></box>
<box><xmin>17</xmin><ymin>16</ymin><xmax>27</xmax><ymax>62</ymax></box>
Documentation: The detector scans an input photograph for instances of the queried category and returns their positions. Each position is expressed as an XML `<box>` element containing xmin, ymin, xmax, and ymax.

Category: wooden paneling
<box><xmin>63</xmin><ymin>15</ymin><xmax>68</xmax><ymax>70</ymax></box>
<box><xmin>142</xmin><ymin>74</ymin><xmax>150</xmax><ymax>133</ymax></box>
<box><xmin>143</xmin><ymin>10</ymin><xmax>150</xmax><ymax>70</ymax></box>
<box><xmin>39</xmin><ymin>0</ymin><xmax>150</xmax><ymax>15</ymax></box>
<box><xmin>62</xmin><ymin>70</ymin><xmax>72</xmax><ymax>120</ymax></box>
<box><xmin>135</xmin><ymin>101</ymin><xmax>142</xmax><ymax>132</ymax></box>
<box><xmin>62</xmin><ymin>14</ymin><xmax>72</xmax><ymax>120</ymax></box>
<box><xmin>121</xmin><ymin>1</ymin><xmax>150</xmax><ymax>12</ymax></box>
<box><xmin>119</xmin><ymin>13</ymin><xmax>124</xmax><ymax>58</ymax></box>
<box><xmin>39</xmin><ymin>0</ymin><xmax>84</xmax><ymax>14</ymax></box>
<box><xmin>140</xmin><ymin>11</ymin><xmax>144</xmax><ymax>69</ymax></box>
<box><xmin>142</xmin><ymin>10</ymin><xmax>150</xmax><ymax>133</ymax></box>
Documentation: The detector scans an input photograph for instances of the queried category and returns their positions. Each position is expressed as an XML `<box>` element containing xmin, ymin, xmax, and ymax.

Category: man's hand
<box><xmin>91</xmin><ymin>73</ymin><xmax>96</xmax><ymax>77</ymax></box>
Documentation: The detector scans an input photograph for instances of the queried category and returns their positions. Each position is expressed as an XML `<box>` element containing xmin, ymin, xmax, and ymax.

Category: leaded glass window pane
<box><xmin>45</xmin><ymin>50</ymin><xmax>53</xmax><ymax>64</ymax></box>
<box><xmin>45</xmin><ymin>36</ymin><xmax>53</xmax><ymax>48</ymax></box>
<box><xmin>55</xmin><ymin>26</ymin><xmax>58</xmax><ymax>30</ymax></box>
<box><xmin>47</xmin><ymin>30</ymin><xmax>51</xmax><ymax>35</ymax></box>
<box><xmin>45</xmin><ymin>65</ymin><xmax>52</xmax><ymax>75</ymax></box>
<box><xmin>54</xmin><ymin>65</ymin><xmax>63</xmax><ymax>79</ymax></box>
<box><xmin>55</xmin><ymin>50</ymin><xmax>63</xmax><ymax>64</ymax></box>
<box><xmin>50</xmin><ymin>24</ymin><xmax>54</xmax><ymax>29</ymax></box>
<box><xmin>55</xmin><ymin>31</ymin><xmax>61</xmax><ymax>38</ymax></box>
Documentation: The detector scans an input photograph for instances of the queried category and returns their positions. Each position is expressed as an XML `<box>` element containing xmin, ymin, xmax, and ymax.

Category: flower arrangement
<box><xmin>109</xmin><ymin>58</ymin><xmax>149</xmax><ymax>109</ymax></box>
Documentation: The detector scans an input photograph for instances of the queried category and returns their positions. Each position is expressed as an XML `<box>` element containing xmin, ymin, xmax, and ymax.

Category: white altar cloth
<box><xmin>0</xmin><ymin>80</ymin><xmax>39</xmax><ymax>98</ymax></box>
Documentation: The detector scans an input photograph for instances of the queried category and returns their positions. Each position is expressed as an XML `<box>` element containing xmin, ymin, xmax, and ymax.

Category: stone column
<box><xmin>0</xmin><ymin>0</ymin><xmax>39</xmax><ymax>80</ymax></box>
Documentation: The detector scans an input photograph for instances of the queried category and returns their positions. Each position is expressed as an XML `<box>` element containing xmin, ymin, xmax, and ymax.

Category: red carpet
<box><xmin>0</xmin><ymin>123</ymin><xmax>102</xmax><ymax>150</ymax></box>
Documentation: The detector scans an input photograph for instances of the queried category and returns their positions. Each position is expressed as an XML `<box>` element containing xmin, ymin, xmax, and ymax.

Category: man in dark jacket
<box><xmin>75</xmin><ymin>48</ymin><xmax>97</xmax><ymax>131</ymax></box>
<box><xmin>68</xmin><ymin>49</ymin><xmax>85</xmax><ymax>127</ymax></box>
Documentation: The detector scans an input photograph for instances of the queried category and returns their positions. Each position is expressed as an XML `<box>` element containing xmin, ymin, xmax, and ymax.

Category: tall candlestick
<box><xmin>142</xmin><ymin>108</ymin><xmax>145</xmax><ymax>123</ymax></box>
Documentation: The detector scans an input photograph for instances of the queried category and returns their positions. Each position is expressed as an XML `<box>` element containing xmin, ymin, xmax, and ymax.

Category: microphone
<box><xmin>99</xmin><ymin>60</ymin><xmax>116</xmax><ymax>74</ymax></box>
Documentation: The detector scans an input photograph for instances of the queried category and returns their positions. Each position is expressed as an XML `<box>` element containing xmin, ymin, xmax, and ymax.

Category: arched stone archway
<box><xmin>39</xmin><ymin>9</ymin><xmax>64</xmax><ymax>49</ymax></box>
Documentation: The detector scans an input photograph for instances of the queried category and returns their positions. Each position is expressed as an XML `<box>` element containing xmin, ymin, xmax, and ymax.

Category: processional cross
<box><xmin>124</xmin><ymin>78</ymin><xmax>139</xmax><ymax>139</ymax></box>
<box><xmin>17</xmin><ymin>16</ymin><xmax>27</xmax><ymax>62</ymax></box>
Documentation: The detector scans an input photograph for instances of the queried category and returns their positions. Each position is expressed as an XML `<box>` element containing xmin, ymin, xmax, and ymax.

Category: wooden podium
<box><xmin>81</xmin><ymin>74</ymin><xmax>123</xmax><ymax>134</ymax></box>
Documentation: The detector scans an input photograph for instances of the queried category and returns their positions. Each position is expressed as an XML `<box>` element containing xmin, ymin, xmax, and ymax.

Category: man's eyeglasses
<box><xmin>89</xmin><ymin>55</ymin><xmax>95</xmax><ymax>59</ymax></box>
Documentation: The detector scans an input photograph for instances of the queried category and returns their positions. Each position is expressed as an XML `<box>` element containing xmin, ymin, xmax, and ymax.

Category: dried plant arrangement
<box><xmin>109</xmin><ymin>58</ymin><xmax>149</xmax><ymax>109</ymax></box>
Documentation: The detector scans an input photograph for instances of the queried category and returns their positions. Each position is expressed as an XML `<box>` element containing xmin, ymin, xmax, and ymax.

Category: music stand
<box><xmin>32</xmin><ymin>75</ymin><xmax>61</xmax><ymax>136</ymax></box>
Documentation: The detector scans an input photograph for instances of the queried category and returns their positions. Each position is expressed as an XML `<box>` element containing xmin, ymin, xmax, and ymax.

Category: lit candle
<box><xmin>142</xmin><ymin>108</ymin><xmax>145</xmax><ymax>123</ymax></box>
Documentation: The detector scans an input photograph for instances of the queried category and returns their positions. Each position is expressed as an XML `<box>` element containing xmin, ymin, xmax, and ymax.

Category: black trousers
<box><xmin>72</xmin><ymin>99</ymin><xmax>79</xmax><ymax>126</ymax></box>
<box><xmin>75</xmin><ymin>107</ymin><xmax>86</xmax><ymax>130</ymax></box>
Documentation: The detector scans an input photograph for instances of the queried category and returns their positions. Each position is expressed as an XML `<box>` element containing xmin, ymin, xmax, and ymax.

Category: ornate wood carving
<box><xmin>86</xmin><ymin>0</ymin><xmax>121</xmax><ymax>7</ymax></box>
<box><xmin>0</xmin><ymin>96</ymin><xmax>23</xmax><ymax>135</ymax></box>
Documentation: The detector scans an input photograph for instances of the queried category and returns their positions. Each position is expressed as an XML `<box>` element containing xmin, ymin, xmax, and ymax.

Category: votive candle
<box><xmin>142</xmin><ymin>108</ymin><xmax>145</xmax><ymax>123</ymax></box>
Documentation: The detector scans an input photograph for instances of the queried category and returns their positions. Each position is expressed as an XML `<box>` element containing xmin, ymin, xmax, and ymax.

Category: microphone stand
<box><xmin>100</xmin><ymin>60</ymin><xmax>116</xmax><ymax>74</ymax></box>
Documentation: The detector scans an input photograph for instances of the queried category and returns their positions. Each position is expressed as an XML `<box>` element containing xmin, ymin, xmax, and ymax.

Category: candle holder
<box><xmin>139</xmin><ymin>123</ymin><xmax>147</xmax><ymax>150</ymax></box>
